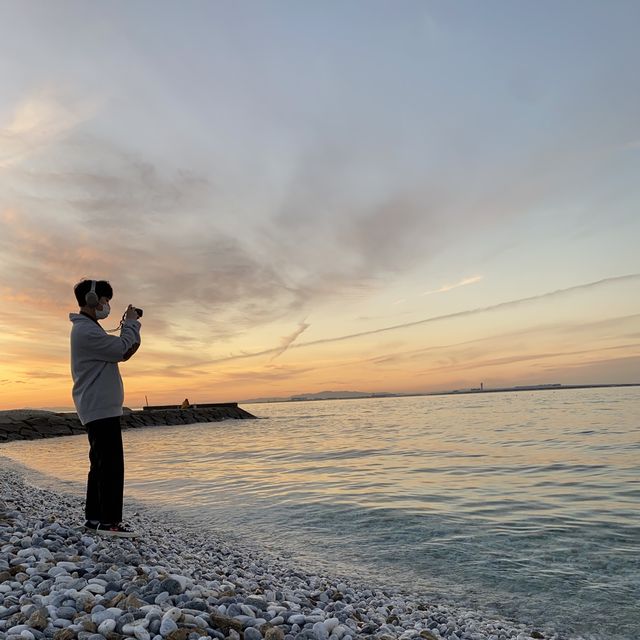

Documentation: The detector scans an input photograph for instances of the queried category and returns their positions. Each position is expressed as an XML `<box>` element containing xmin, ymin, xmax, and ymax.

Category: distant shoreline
<box><xmin>2</xmin><ymin>383</ymin><xmax>637</xmax><ymax>413</ymax></box>
<box><xmin>243</xmin><ymin>382</ymin><xmax>640</xmax><ymax>404</ymax></box>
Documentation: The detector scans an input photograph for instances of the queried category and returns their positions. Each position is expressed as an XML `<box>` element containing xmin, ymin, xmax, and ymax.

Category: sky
<box><xmin>1</xmin><ymin>0</ymin><xmax>639</xmax><ymax>410</ymax></box>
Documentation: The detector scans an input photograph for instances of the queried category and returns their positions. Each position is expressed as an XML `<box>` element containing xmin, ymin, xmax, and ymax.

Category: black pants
<box><xmin>85</xmin><ymin>416</ymin><xmax>124</xmax><ymax>524</ymax></box>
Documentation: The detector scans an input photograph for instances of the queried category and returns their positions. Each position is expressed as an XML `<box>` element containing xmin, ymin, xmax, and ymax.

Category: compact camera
<box><xmin>134</xmin><ymin>308</ymin><xmax>143</xmax><ymax>318</ymax></box>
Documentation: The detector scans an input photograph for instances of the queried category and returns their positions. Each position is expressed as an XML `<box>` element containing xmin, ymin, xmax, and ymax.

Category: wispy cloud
<box><xmin>0</xmin><ymin>94</ymin><xmax>97</xmax><ymax>168</ymax></box>
<box><xmin>364</xmin><ymin>313</ymin><xmax>640</xmax><ymax>368</ymax></box>
<box><xmin>420</xmin><ymin>275</ymin><xmax>483</xmax><ymax>297</ymax></box>
<box><xmin>294</xmin><ymin>274</ymin><xmax>640</xmax><ymax>349</ymax></box>
<box><xmin>175</xmin><ymin>274</ymin><xmax>640</xmax><ymax>368</ymax></box>
<box><xmin>394</xmin><ymin>274</ymin><xmax>483</xmax><ymax>305</ymax></box>
<box><xmin>270</xmin><ymin>321</ymin><xmax>311</xmax><ymax>361</ymax></box>
<box><xmin>621</xmin><ymin>140</ymin><xmax>640</xmax><ymax>151</ymax></box>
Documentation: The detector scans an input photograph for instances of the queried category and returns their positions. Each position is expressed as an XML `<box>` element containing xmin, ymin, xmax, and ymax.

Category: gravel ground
<box><xmin>0</xmin><ymin>466</ymin><xmax>580</xmax><ymax>640</ymax></box>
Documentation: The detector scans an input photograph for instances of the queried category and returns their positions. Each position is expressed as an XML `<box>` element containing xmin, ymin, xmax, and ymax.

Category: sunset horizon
<box><xmin>1</xmin><ymin>1</ymin><xmax>639</xmax><ymax>409</ymax></box>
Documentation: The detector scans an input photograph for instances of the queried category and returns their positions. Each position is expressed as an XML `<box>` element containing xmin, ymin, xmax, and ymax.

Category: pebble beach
<box><xmin>0</xmin><ymin>463</ymin><xmax>580</xmax><ymax>640</ymax></box>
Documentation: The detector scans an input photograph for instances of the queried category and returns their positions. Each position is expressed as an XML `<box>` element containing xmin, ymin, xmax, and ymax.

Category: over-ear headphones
<box><xmin>85</xmin><ymin>280</ymin><xmax>99</xmax><ymax>307</ymax></box>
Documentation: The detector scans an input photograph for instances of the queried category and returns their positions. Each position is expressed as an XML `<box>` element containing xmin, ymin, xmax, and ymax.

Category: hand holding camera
<box><xmin>125</xmin><ymin>304</ymin><xmax>143</xmax><ymax>321</ymax></box>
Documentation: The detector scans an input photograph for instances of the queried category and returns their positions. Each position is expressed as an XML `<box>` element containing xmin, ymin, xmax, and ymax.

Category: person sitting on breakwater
<box><xmin>69</xmin><ymin>279</ymin><xmax>141</xmax><ymax>538</ymax></box>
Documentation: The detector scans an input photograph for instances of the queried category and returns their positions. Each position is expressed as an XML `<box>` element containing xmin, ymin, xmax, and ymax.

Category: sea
<box><xmin>2</xmin><ymin>388</ymin><xmax>639</xmax><ymax>640</ymax></box>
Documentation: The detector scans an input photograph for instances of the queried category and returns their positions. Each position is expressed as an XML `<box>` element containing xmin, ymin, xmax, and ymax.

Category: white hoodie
<box><xmin>69</xmin><ymin>312</ymin><xmax>141</xmax><ymax>425</ymax></box>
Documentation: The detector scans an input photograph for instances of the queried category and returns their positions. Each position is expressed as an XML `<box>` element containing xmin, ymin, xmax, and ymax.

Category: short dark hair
<box><xmin>74</xmin><ymin>279</ymin><xmax>113</xmax><ymax>307</ymax></box>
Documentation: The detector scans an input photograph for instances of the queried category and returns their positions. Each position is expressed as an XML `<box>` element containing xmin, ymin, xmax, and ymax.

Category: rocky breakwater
<box><xmin>0</xmin><ymin>468</ymin><xmax>567</xmax><ymax>640</ymax></box>
<box><xmin>0</xmin><ymin>407</ymin><xmax>256</xmax><ymax>444</ymax></box>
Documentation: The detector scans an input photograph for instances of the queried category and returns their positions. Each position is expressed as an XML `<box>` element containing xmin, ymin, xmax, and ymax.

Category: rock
<box><xmin>105</xmin><ymin>593</ymin><xmax>126</xmax><ymax>609</ymax></box>
<box><xmin>98</xmin><ymin>620</ymin><xmax>117</xmax><ymax>635</ymax></box>
<box><xmin>53</xmin><ymin>630</ymin><xmax>76</xmax><ymax>640</ymax></box>
<box><xmin>264</xmin><ymin>629</ymin><xmax>285</xmax><ymax>640</ymax></box>
<box><xmin>312</xmin><ymin>621</ymin><xmax>328</xmax><ymax>640</ymax></box>
<box><xmin>153</xmin><ymin>593</ymin><xmax>170</xmax><ymax>606</ymax></box>
<box><xmin>159</xmin><ymin>619</ymin><xmax>178</xmax><ymax>637</ymax></box>
<box><xmin>159</xmin><ymin>580</ymin><xmax>182</xmax><ymax>596</ymax></box>
<box><xmin>91</xmin><ymin>609</ymin><xmax>124</xmax><ymax>625</ymax></box>
<box><xmin>244</xmin><ymin>628</ymin><xmax>262</xmax><ymax>640</ymax></box>
<box><xmin>125</xmin><ymin>595</ymin><xmax>145</xmax><ymax>610</ymax></box>
<box><xmin>208</xmin><ymin>613</ymin><xmax>243</xmax><ymax>635</ymax></box>
<box><xmin>161</xmin><ymin>609</ymin><xmax>182</xmax><ymax>624</ymax></box>
<box><xmin>27</xmin><ymin>608</ymin><xmax>48</xmax><ymax>631</ymax></box>
<box><xmin>244</xmin><ymin>596</ymin><xmax>266</xmax><ymax>611</ymax></box>
<box><xmin>134</xmin><ymin>627</ymin><xmax>151</xmax><ymax>640</ymax></box>
<box><xmin>323</xmin><ymin>619</ymin><xmax>339</xmax><ymax>634</ymax></box>
<box><xmin>165</xmin><ymin>630</ymin><xmax>189</xmax><ymax>640</ymax></box>
<box><xmin>55</xmin><ymin>608</ymin><xmax>77</xmax><ymax>622</ymax></box>
<box><xmin>167</xmin><ymin>575</ymin><xmax>188</xmax><ymax>592</ymax></box>
<box><xmin>7</xmin><ymin>625</ymin><xmax>30</xmax><ymax>635</ymax></box>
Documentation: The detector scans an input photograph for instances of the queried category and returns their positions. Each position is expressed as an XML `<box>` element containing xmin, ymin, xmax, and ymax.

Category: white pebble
<box><xmin>134</xmin><ymin>627</ymin><xmax>151</xmax><ymax>640</ymax></box>
<box><xmin>159</xmin><ymin>618</ymin><xmax>178</xmax><ymax>636</ymax></box>
<box><xmin>313</xmin><ymin>621</ymin><xmax>329</xmax><ymax>640</ymax></box>
<box><xmin>162</xmin><ymin>607</ymin><xmax>182</xmax><ymax>623</ymax></box>
<box><xmin>98</xmin><ymin>619</ymin><xmax>117</xmax><ymax>634</ymax></box>
<box><xmin>324</xmin><ymin>618</ymin><xmax>340</xmax><ymax>633</ymax></box>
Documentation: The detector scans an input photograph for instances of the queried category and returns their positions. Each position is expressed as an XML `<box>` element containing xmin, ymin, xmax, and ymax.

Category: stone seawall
<box><xmin>0</xmin><ymin>406</ymin><xmax>256</xmax><ymax>443</ymax></box>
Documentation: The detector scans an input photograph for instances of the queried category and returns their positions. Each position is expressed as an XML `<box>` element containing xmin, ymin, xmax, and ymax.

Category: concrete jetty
<box><xmin>0</xmin><ymin>404</ymin><xmax>256</xmax><ymax>443</ymax></box>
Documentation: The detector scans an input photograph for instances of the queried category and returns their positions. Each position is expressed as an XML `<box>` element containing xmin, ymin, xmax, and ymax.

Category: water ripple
<box><xmin>2</xmin><ymin>387</ymin><xmax>639</xmax><ymax>640</ymax></box>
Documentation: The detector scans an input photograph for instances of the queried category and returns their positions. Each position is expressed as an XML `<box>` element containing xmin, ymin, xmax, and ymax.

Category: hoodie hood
<box><xmin>70</xmin><ymin>312</ymin><xmax>98</xmax><ymax>324</ymax></box>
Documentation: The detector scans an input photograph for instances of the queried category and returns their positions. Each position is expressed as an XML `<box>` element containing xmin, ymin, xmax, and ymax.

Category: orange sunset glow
<box><xmin>1</xmin><ymin>2</ymin><xmax>639</xmax><ymax>410</ymax></box>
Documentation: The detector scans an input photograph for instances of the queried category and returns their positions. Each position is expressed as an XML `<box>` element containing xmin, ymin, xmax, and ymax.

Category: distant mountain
<box><xmin>240</xmin><ymin>390</ymin><xmax>398</xmax><ymax>403</ymax></box>
<box><xmin>238</xmin><ymin>382</ymin><xmax>640</xmax><ymax>405</ymax></box>
<box><xmin>294</xmin><ymin>390</ymin><xmax>378</xmax><ymax>399</ymax></box>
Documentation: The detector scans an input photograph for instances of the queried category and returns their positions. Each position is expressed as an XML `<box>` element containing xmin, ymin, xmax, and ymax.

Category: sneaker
<box><xmin>95</xmin><ymin>522</ymin><xmax>138</xmax><ymax>538</ymax></box>
<box><xmin>83</xmin><ymin>520</ymin><xmax>99</xmax><ymax>531</ymax></box>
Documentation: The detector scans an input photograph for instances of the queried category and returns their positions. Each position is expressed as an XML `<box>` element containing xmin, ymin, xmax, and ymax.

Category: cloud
<box><xmin>420</xmin><ymin>275</ymin><xmax>483</xmax><ymax>297</ymax></box>
<box><xmin>364</xmin><ymin>312</ymin><xmax>640</xmax><ymax>368</ymax></box>
<box><xmin>294</xmin><ymin>274</ymin><xmax>640</xmax><ymax>349</ymax></box>
<box><xmin>21</xmin><ymin>371</ymin><xmax>68</xmax><ymax>380</ymax></box>
<box><xmin>0</xmin><ymin>94</ymin><xmax>96</xmax><ymax>168</ymax></box>
<box><xmin>216</xmin><ymin>363</ymin><xmax>318</xmax><ymax>384</ymax></box>
<box><xmin>535</xmin><ymin>355</ymin><xmax>640</xmax><ymax>384</ymax></box>
<box><xmin>0</xmin><ymin>140</ymin><xmax>305</xmax><ymax>343</ymax></box>
<box><xmin>270</xmin><ymin>321</ymin><xmax>310</xmax><ymax>361</ymax></box>
<box><xmin>433</xmin><ymin>343</ymin><xmax>640</xmax><ymax>374</ymax></box>
<box><xmin>0</xmin><ymin>130</ymin><xmax>468</xmax><ymax>347</ymax></box>
<box><xmin>393</xmin><ymin>274</ymin><xmax>483</xmax><ymax>306</ymax></box>
<box><xmin>170</xmin><ymin>274</ymin><xmax>640</xmax><ymax>369</ymax></box>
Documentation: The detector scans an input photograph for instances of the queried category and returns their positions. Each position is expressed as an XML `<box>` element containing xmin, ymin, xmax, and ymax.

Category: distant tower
<box><xmin>480</xmin><ymin>382</ymin><xmax>484</xmax><ymax>391</ymax></box>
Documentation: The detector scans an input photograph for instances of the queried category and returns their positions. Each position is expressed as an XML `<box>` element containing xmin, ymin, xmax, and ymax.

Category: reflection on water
<box><xmin>2</xmin><ymin>388</ymin><xmax>639</xmax><ymax>640</ymax></box>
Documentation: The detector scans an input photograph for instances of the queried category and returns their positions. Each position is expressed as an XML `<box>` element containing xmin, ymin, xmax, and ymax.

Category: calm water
<box><xmin>3</xmin><ymin>388</ymin><xmax>639</xmax><ymax>639</ymax></box>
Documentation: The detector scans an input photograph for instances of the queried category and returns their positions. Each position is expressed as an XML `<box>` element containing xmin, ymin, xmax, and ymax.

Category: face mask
<box><xmin>95</xmin><ymin>302</ymin><xmax>110</xmax><ymax>320</ymax></box>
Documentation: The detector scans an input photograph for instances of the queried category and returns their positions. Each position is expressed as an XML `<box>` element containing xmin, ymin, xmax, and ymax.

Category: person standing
<box><xmin>69</xmin><ymin>279</ymin><xmax>141</xmax><ymax>537</ymax></box>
